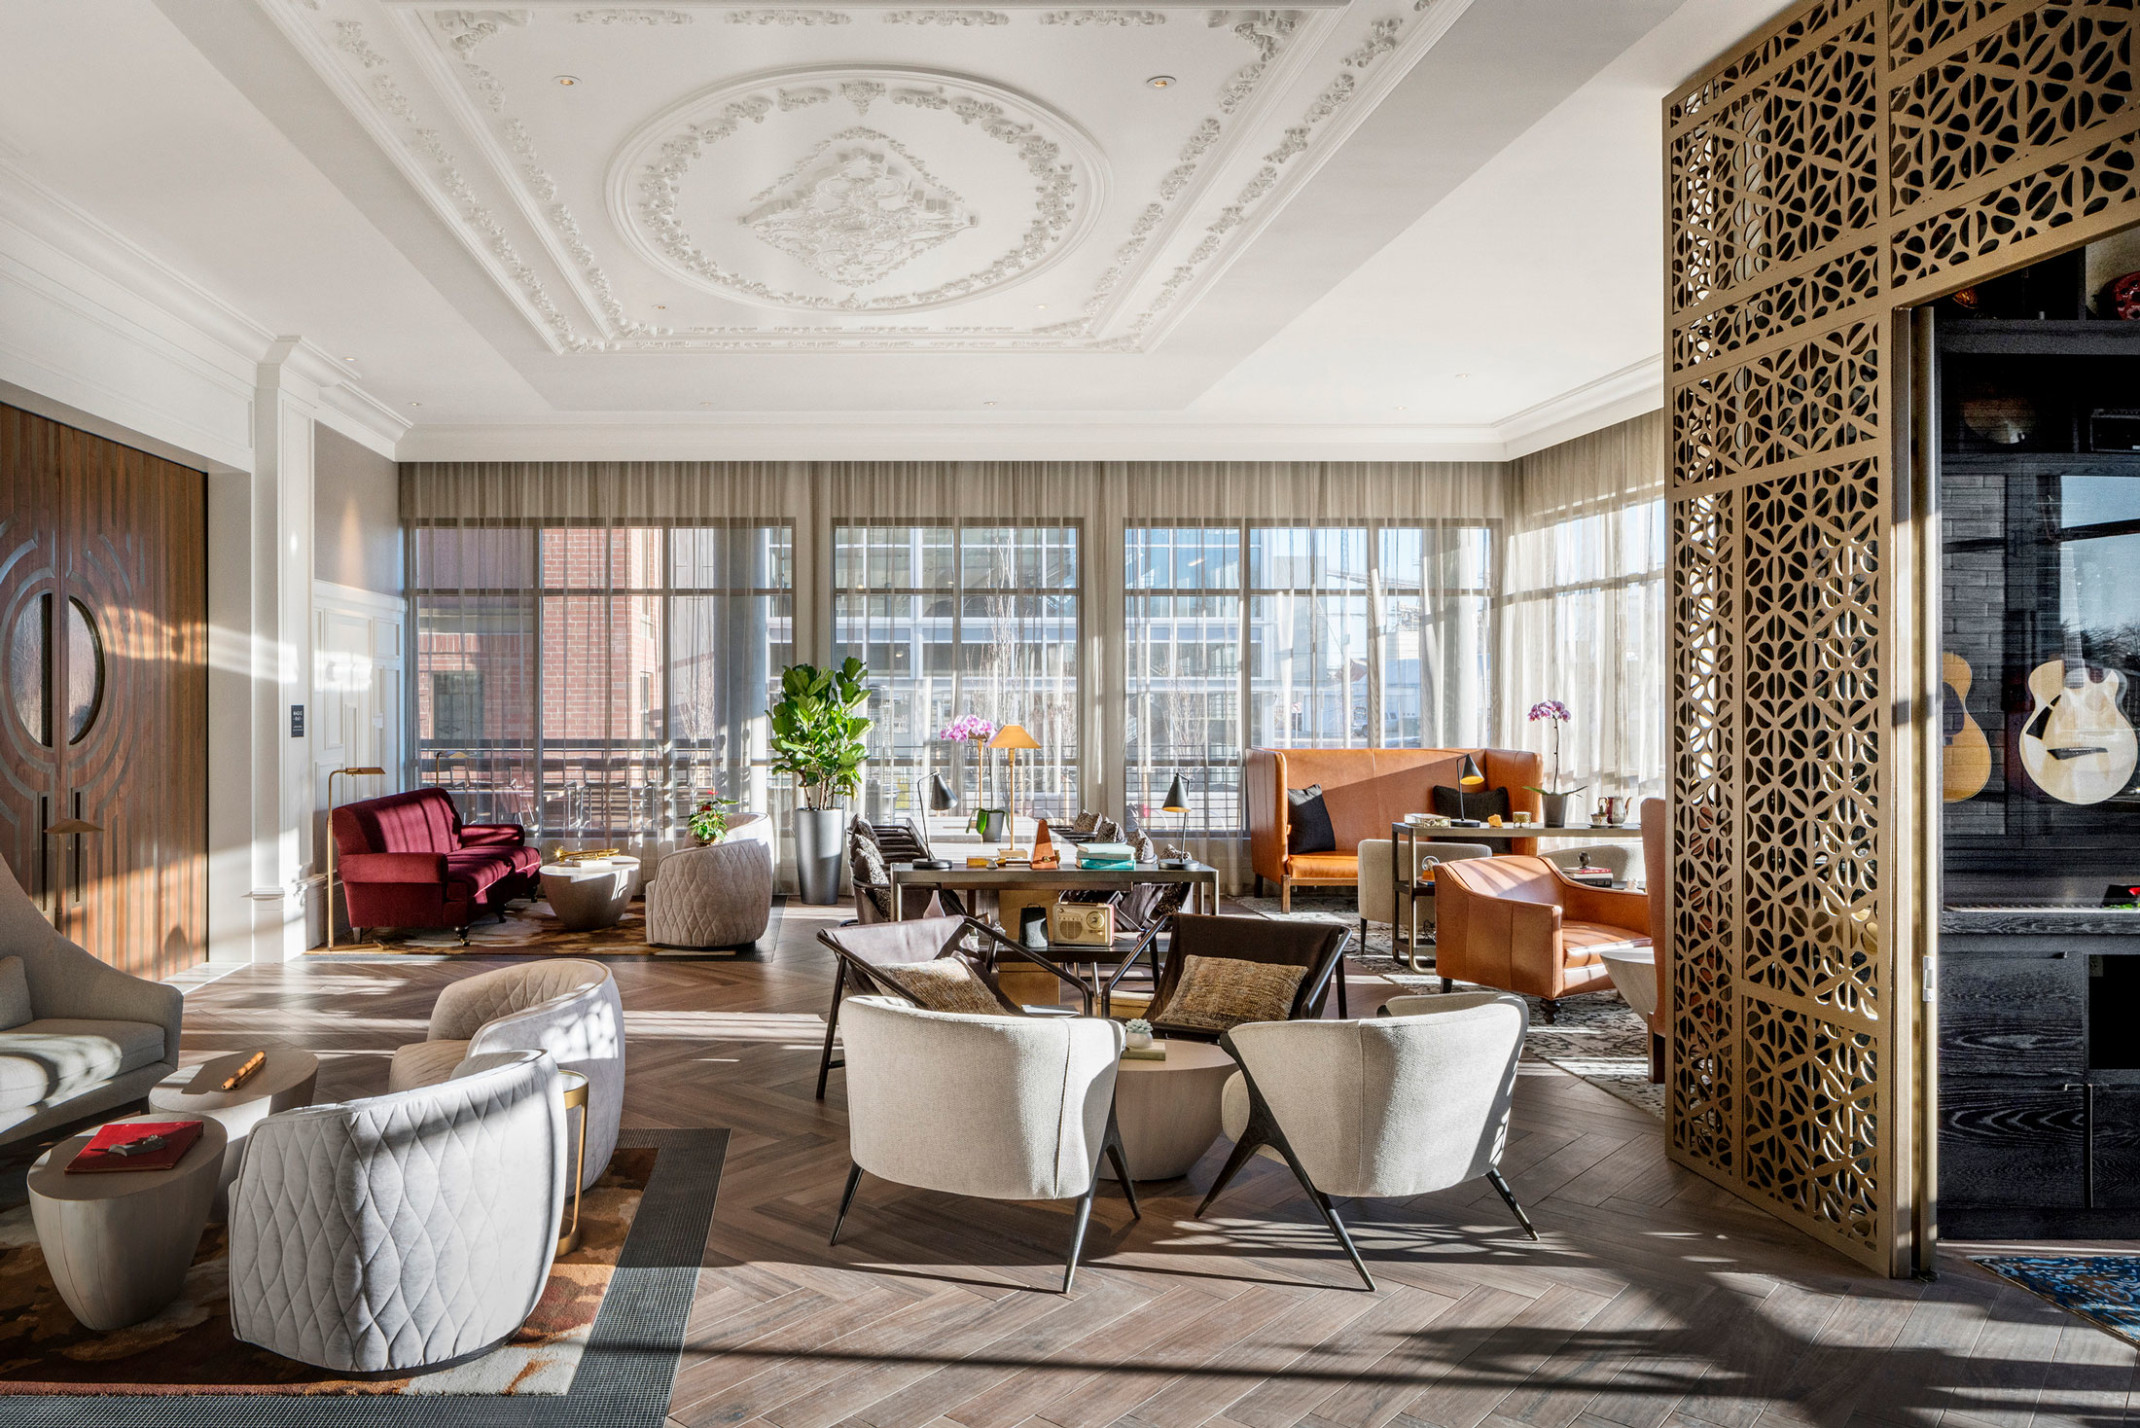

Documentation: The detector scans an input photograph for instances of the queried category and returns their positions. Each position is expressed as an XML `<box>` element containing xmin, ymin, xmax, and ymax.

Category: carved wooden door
<box><xmin>0</xmin><ymin>402</ymin><xmax>207</xmax><ymax>977</ymax></box>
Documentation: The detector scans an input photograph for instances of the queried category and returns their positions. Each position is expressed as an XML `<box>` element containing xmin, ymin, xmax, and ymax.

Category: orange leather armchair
<box><xmin>1433</xmin><ymin>856</ymin><xmax>1651</xmax><ymax>1022</ymax></box>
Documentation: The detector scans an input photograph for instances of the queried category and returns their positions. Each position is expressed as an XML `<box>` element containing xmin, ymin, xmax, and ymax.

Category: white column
<box><xmin>206</xmin><ymin>338</ymin><xmax>320</xmax><ymax>963</ymax></box>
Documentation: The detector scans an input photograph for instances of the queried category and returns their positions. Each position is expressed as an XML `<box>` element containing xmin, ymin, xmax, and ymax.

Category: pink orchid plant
<box><xmin>939</xmin><ymin>714</ymin><xmax>997</xmax><ymax>744</ymax></box>
<box><xmin>1523</xmin><ymin>699</ymin><xmax>1586</xmax><ymax>797</ymax></box>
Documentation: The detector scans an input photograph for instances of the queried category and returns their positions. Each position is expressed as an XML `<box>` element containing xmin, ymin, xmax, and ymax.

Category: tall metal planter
<box><xmin>794</xmin><ymin>808</ymin><xmax>848</xmax><ymax>905</ymax></box>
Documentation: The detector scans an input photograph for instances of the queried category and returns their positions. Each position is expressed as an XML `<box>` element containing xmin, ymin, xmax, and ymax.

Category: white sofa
<box><xmin>0</xmin><ymin>858</ymin><xmax>181</xmax><ymax>1146</ymax></box>
<box><xmin>831</xmin><ymin>995</ymin><xmax>1136</xmax><ymax>1291</ymax></box>
<box><xmin>228</xmin><ymin>1049</ymin><xmax>567</xmax><ymax>1374</ymax></box>
<box><xmin>388</xmin><ymin>959</ymin><xmax>623</xmax><ymax>1191</ymax></box>
<box><xmin>1197</xmin><ymin>992</ymin><xmax>1534</xmax><ymax>1290</ymax></box>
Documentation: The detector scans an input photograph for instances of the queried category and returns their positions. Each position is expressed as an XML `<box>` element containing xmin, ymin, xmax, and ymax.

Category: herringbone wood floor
<box><xmin>168</xmin><ymin>902</ymin><xmax>2138</xmax><ymax>1428</ymax></box>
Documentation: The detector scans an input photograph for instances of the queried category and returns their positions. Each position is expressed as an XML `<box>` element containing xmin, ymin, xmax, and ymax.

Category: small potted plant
<box><xmin>688</xmin><ymin>796</ymin><xmax>736</xmax><ymax>846</ymax></box>
<box><xmin>1523</xmin><ymin>699</ymin><xmax>1588</xmax><ymax>827</ymax></box>
<box><xmin>769</xmin><ymin>657</ymin><xmax>872</xmax><ymax>904</ymax></box>
<box><xmin>1123</xmin><ymin>1017</ymin><xmax>1154</xmax><ymax>1051</ymax></box>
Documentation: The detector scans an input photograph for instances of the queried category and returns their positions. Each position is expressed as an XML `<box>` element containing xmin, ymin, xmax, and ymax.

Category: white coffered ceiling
<box><xmin>0</xmin><ymin>0</ymin><xmax>1797</xmax><ymax>457</ymax></box>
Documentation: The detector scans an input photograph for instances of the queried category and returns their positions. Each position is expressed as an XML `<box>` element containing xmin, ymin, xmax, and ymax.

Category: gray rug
<box><xmin>1239</xmin><ymin>895</ymin><xmax>1663</xmax><ymax>1120</ymax></box>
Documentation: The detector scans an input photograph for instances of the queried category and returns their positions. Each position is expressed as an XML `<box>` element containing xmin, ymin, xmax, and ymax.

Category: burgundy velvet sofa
<box><xmin>331</xmin><ymin>788</ymin><xmax>539</xmax><ymax>941</ymax></box>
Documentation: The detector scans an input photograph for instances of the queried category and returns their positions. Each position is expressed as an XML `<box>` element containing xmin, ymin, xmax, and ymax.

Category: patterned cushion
<box><xmin>874</xmin><ymin>958</ymin><xmax>1007</xmax><ymax>1016</ymax></box>
<box><xmin>1151</xmin><ymin>955</ymin><xmax>1306</xmax><ymax>1034</ymax></box>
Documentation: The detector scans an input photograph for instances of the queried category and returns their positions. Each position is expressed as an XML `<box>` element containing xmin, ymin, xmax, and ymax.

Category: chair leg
<box><xmin>1194</xmin><ymin>1131</ymin><xmax>1264</xmax><ymax>1219</ymax></box>
<box><xmin>1103</xmin><ymin>1107</ymin><xmax>1141</xmax><ymax>1218</ymax></box>
<box><xmin>1541</xmin><ymin>1000</ymin><xmax>1560</xmax><ymax>1025</ymax></box>
<box><xmin>1486</xmin><ymin>1168</ymin><xmax>1540</xmax><ymax>1241</ymax></box>
<box><xmin>1440</xmin><ymin>977</ymin><xmax>1454</xmax><ymax>993</ymax></box>
<box><xmin>829</xmin><ymin>1161</ymin><xmax>864</xmax><ymax>1246</ymax></box>
<box><xmin>1311</xmin><ymin>1191</ymin><xmax>1377</xmax><ymax>1292</ymax></box>
<box><xmin>1063</xmin><ymin>1174</ymin><xmax>1099</xmax><ymax>1293</ymax></box>
<box><xmin>1280</xmin><ymin>878</ymin><xmax>1291</xmax><ymax>914</ymax></box>
<box><xmin>1335</xmin><ymin>954</ymin><xmax>1348</xmax><ymax>1018</ymax></box>
<box><xmin>816</xmin><ymin>963</ymin><xmax>847</xmax><ymax>1100</ymax></box>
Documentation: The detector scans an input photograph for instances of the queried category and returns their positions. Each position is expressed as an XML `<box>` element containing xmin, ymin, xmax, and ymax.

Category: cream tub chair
<box><xmin>1355</xmin><ymin>838</ymin><xmax>1494</xmax><ymax>971</ymax></box>
<box><xmin>830</xmin><ymin>995</ymin><xmax>1138</xmax><ymax>1292</ymax></box>
<box><xmin>388</xmin><ymin>959</ymin><xmax>622</xmax><ymax>1191</ymax></box>
<box><xmin>1197</xmin><ymin>992</ymin><xmax>1533</xmax><ymax>1290</ymax></box>
<box><xmin>228</xmin><ymin>1049</ymin><xmax>567</xmax><ymax>1375</ymax></box>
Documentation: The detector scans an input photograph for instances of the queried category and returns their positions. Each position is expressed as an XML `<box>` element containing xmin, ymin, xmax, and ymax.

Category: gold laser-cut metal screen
<box><xmin>1667</xmin><ymin>0</ymin><xmax>2140</xmax><ymax>1273</ymax></box>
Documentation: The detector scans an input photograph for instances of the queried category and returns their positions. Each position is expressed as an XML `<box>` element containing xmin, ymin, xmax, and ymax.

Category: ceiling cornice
<box><xmin>0</xmin><ymin>155</ymin><xmax>410</xmax><ymax>456</ymax></box>
<box><xmin>1497</xmin><ymin>355</ymin><xmax>1663</xmax><ymax>460</ymax></box>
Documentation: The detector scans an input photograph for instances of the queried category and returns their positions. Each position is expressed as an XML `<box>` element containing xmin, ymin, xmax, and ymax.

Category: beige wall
<box><xmin>314</xmin><ymin>423</ymin><xmax>399</xmax><ymax>596</ymax></box>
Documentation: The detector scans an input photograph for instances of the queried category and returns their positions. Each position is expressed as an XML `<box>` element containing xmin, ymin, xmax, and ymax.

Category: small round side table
<box><xmin>540</xmin><ymin>858</ymin><xmax>639</xmax><ymax>931</ymax></box>
<box><xmin>558</xmin><ymin>1068</ymin><xmax>590</xmax><ymax>1254</ymax></box>
<box><xmin>30</xmin><ymin>1113</ymin><xmax>227</xmax><ymax>1330</ymax></box>
<box><xmin>149</xmin><ymin>1047</ymin><xmax>319</xmax><ymax>1221</ymax></box>
<box><xmin>1100</xmin><ymin>1040</ymin><xmax>1239</xmax><ymax>1181</ymax></box>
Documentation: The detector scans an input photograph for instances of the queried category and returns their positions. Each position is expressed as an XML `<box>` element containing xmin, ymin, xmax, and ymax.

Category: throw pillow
<box><xmin>1286</xmin><ymin>785</ymin><xmax>1337</xmax><ymax>854</ymax></box>
<box><xmin>1431</xmin><ymin>783</ymin><xmax>1512</xmax><ymax>823</ymax></box>
<box><xmin>848</xmin><ymin>823</ymin><xmax>891</xmax><ymax>917</ymax></box>
<box><xmin>0</xmin><ymin>956</ymin><xmax>28</xmax><ymax>1030</ymax></box>
<box><xmin>1150</xmin><ymin>955</ymin><xmax>1308</xmax><ymax>1035</ymax></box>
<box><xmin>875</xmin><ymin>958</ymin><xmax>1009</xmax><ymax>1016</ymax></box>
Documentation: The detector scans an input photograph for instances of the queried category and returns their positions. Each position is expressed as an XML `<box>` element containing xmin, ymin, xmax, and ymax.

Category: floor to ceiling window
<box><xmin>832</xmin><ymin>523</ymin><xmax>1080</xmax><ymax>833</ymax></box>
<box><xmin>411</xmin><ymin>522</ymin><xmax>793</xmax><ymax>840</ymax></box>
<box><xmin>1125</xmin><ymin>521</ymin><xmax>1496</xmax><ymax>837</ymax></box>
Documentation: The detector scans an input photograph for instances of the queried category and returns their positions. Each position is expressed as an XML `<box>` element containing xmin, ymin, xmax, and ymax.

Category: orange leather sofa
<box><xmin>1433</xmin><ymin>856</ymin><xmax>1650</xmax><ymax>1021</ymax></box>
<box><xmin>1244</xmin><ymin>747</ymin><xmax>1544</xmax><ymax>910</ymax></box>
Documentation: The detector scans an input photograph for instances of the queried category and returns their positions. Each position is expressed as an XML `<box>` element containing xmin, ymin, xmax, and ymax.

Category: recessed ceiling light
<box><xmin>343</xmin><ymin>355</ymin><xmax>357</xmax><ymax>362</ymax></box>
<box><xmin>1146</xmin><ymin>75</ymin><xmax>1176</xmax><ymax>89</ymax></box>
<box><xmin>409</xmin><ymin>401</ymin><xmax>423</xmax><ymax>408</ymax></box>
<box><xmin>554</xmin><ymin>74</ymin><xmax>580</xmax><ymax>87</ymax></box>
<box><xmin>654</xmin><ymin>304</ymin><xmax>667</xmax><ymax>310</ymax></box>
<box><xmin>1394</xmin><ymin>405</ymin><xmax>1409</xmax><ymax>412</ymax></box>
<box><xmin>700</xmin><ymin>400</ymin><xmax>714</xmax><ymax>407</ymax></box>
<box><xmin>1035</xmin><ymin>303</ymin><xmax>1048</xmax><ymax>311</ymax></box>
<box><xmin>983</xmin><ymin>400</ymin><xmax>998</xmax><ymax>407</ymax></box>
<box><xmin>1454</xmin><ymin>372</ymin><xmax>1472</xmax><ymax>379</ymax></box>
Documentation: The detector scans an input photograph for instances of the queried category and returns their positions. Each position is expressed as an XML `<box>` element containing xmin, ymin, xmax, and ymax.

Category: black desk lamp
<box><xmin>914</xmin><ymin>773</ymin><xmax>957</xmax><ymax>868</ymax></box>
<box><xmin>1158</xmin><ymin>774</ymin><xmax>1191</xmax><ymax>869</ymax></box>
<box><xmin>1451</xmin><ymin>754</ymin><xmax>1486</xmax><ymax>826</ymax></box>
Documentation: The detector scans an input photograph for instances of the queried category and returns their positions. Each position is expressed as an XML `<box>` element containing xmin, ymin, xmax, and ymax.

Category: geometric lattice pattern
<box><xmin>1667</xmin><ymin>0</ymin><xmax>2140</xmax><ymax>1273</ymax></box>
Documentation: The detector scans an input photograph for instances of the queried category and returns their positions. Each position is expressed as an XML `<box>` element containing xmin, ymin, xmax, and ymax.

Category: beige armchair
<box><xmin>830</xmin><ymin>996</ymin><xmax>1136</xmax><ymax>1292</ymax></box>
<box><xmin>1195</xmin><ymin>993</ymin><xmax>1533</xmax><ymax>1290</ymax></box>
<box><xmin>388</xmin><ymin>960</ymin><xmax>623</xmax><ymax>1191</ymax></box>
<box><xmin>1433</xmin><ymin>856</ymin><xmax>1650</xmax><ymax>1021</ymax></box>
<box><xmin>645</xmin><ymin>836</ymin><xmax>773</xmax><ymax>948</ymax></box>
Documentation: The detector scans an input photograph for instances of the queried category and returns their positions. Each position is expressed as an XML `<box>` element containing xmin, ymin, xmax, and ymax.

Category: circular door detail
<box><xmin>64</xmin><ymin>598</ymin><xmax>102</xmax><ymax>745</ymax></box>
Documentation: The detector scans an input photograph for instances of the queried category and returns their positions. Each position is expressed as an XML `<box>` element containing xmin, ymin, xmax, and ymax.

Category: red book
<box><xmin>66</xmin><ymin>1120</ymin><xmax>205</xmax><ymax>1174</ymax></box>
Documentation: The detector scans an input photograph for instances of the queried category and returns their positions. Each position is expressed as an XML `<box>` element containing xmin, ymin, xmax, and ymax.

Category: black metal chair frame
<box><xmin>830</xmin><ymin>1104</ymin><xmax>1140</xmax><ymax>1293</ymax></box>
<box><xmin>814</xmin><ymin>916</ymin><xmax>1102</xmax><ymax>1099</ymax></box>
<box><xmin>1116</xmin><ymin>914</ymin><xmax>1355</xmax><ymax>1044</ymax></box>
<box><xmin>1194</xmin><ymin>1027</ymin><xmax>1539</xmax><ymax>1292</ymax></box>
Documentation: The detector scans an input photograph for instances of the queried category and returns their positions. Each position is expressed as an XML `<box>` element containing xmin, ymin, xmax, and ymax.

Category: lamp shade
<box><xmin>928</xmin><ymin>773</ymin><xmax>955</xmax><ymax>811</ymax></box>
<box><xmin>338</xmin><ymin>766</ymin><xmax>387</xmax><ymax>777</ymax></box>
<box><xmin>1161</xmin><ymin>775</ymin><xmax>1190</xmax><ymax>814</ymax></box>
<box><xmin>1458</xmin><ymin>754</ymin><xmax>1484</xmax><ymax>788</ymax></box>
<box><xmin>987</xmin><ymin>723</ymin><xmax>1040</xmax><ymax>751</ymax></box>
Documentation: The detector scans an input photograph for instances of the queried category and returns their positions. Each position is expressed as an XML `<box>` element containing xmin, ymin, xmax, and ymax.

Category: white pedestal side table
<box><xmin>1100</xmin><ymin>1040</ymin><xmax>1239</xmax><ymax>1181</ymax></box>
<box><xmin>29</xmin><ymin>1113</ymin><xmax>227</xmax><ymax>1330</ymax></box>
<box><xmin>540</xmin><ymin>857</ymin><xmax>640</xmax><ymax>931</ymax></box>
<box><xmin>149</xmin><ymin>1047</ymin><xmax>320</xmax><ymax>1219</ymax></box>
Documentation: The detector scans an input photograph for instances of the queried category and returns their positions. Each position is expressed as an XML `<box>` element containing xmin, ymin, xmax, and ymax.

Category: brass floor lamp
<box><xmin>325</xmin><ymin>766</ymin><xmax>387</xmax><ymax>949</ymax></box>
<box><xmin>987</xmin><ymin>724</ymin><xmax>1040</xmax><ymax>852</ymax></box>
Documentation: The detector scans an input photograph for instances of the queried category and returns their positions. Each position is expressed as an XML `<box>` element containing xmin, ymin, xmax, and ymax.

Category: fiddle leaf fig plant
<box><xmin>768</xmin><ymin>657</ymin><xmax>873</xmax><ymax>810</ymax></box>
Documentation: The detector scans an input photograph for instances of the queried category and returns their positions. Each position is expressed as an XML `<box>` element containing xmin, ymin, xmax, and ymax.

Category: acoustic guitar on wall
<box><xmin>1941</xmin><ymin>653</ymin><xmax>1991</xmax><ymax>802</ymax></box>
<box><xmin>2019</xmin><ymin>555</ymin><xmax>2139</xmax><ymax>805</ymax></box>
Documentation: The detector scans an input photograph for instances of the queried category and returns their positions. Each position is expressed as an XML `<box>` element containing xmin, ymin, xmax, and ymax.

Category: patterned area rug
<box><xmin>1238</xmin><ymin>895</ymin><xmax>1663</xmax><ymax>1120</ymax></box>
<box><xmin>0</xmin><ymin>1150</ymin><xmax>657</xmax><ymax>1396</ymax></box>
<box><xmin>349</xmin><ymin>896</ymin><xmax>779</xmax><ymax>958</ymax></box>
<box><xmin>1972</xmin><ymin>1256</ymin><xmax>2140</xmax><ymax>1350</ymax></box>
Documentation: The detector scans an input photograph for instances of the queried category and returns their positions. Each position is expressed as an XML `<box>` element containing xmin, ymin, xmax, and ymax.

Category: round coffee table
<box><xmin>540</xmin><ymin>857</ymin><xmax>640</xmax><ymax>931</ymax></box>
<box><xmin>30</xmin><ymin>1113</ymin><xmax>227</xmax><ymax>1330</ymax></box>
<box><xmin>1100</xmin><ymin>1040</ymin><xmax>1239</xmax><ymax>1181</ymax></box>
<box><xmin>149</xmin><ymin>1047</ymin><xmax>319</xmax><ymax>1220</ymax></box>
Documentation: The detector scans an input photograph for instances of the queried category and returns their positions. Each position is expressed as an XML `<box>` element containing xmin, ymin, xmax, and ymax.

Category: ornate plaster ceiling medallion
<box><xmin>741</xmin><ymin>131</ymin><xmax>976</xmax><ymax>287</ymax></box>
<box><xmin>611</xmin><ymin>67</ymin><xmax>1104</xmax><ymax>314</ymax></box>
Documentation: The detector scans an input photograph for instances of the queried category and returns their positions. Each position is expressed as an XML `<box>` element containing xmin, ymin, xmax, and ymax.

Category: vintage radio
<box><xmin>1048</xmin><ymin>902</ymin><xmax>1116</xmax><ymax>946</ymax></box>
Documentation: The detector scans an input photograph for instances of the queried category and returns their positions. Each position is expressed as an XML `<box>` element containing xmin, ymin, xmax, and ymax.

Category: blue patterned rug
<box><xmin>1973</xmin><ymin>1255</ymin><xmax>2140</xmax><ymax>1348</ymax></box>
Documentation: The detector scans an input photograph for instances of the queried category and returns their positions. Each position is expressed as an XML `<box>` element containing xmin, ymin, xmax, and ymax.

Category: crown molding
<box><xmin>1497</xmin><ymin>355</ymin><xmax>1663</xmax><ymax>459</ymax></box>
<box><xmin>396</xmin><ymin>413</ymin><xmax>1513</xmax><ymax>463</ymax></box>
<box><xmin>0</xmin><ymin>156</ymin><xmax>409</xmax><ymax>459</ymax></box>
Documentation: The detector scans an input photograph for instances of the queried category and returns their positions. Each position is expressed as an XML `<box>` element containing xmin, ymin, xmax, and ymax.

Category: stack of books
<box><xmin>1077</xmin><ymin>842</ymin><xmax>1137</xmax><ymax>870</ymax></box>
